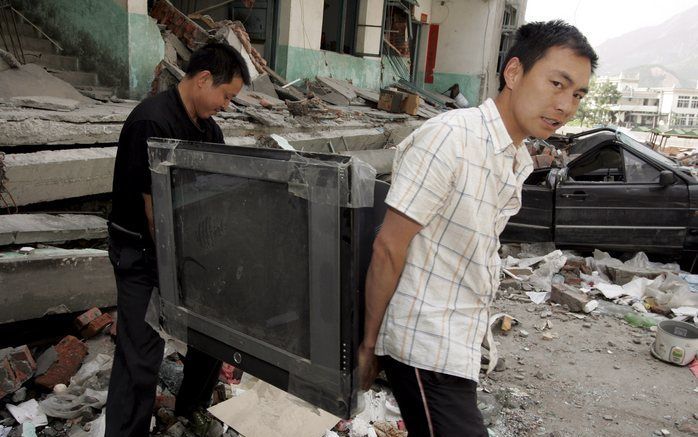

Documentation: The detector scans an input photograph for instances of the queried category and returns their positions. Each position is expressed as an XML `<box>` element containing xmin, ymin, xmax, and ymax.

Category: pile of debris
<box><xmin>498</xmin><ymin>243</ymin><xmax>698</xmax><ymax>329</ymax></box>
<box><xmin>149</xmin><ymin>0</ymin><xmax>452</xmax><ymax>129</ymax></box>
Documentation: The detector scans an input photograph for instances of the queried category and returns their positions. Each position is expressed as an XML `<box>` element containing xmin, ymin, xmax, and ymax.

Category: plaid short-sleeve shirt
<box><xmin>375</xmin><ymin>98</ymin><xmax>533</xmax><ymax>381</ymax></box>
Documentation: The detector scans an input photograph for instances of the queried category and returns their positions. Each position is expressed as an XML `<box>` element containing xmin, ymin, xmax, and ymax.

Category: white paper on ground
<box><xmin>595</xmin><ymin>283</ymin><xmax>625</xmax><ymax>299</ymax></box>
<box><xmin>6</xmin><ymin>399</ymin><xmax>48</xmax><ymax>426</ymax></box>
<box><xmin>671</xmin><ymin>306</ymin><xmax>698</xmax><ymax>317</ymax></box>
<box><xmin>269</xmin><ymin>134</ymin><xmax>295</xmax><ymax>151</ymax></box>
<box><xmin>525</xmin><ymin>291</ymin><xmax>550</xmax><ymax>304</ymax></box>
<box><xmin>208</xmin><ymin>379</ymin><xmax>340</xmax><ymax>437</ymax></box>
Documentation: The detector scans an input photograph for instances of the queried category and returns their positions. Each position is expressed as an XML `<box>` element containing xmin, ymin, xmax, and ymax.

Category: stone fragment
<box><xmin>550</xmin><ymin>283</ymin><xmax>597</xmax><ymax>313</ymax></box>
<box><xmin>74</xmin><ymin>307</ymin><xmax>102</xmax><ymax>331</ymax></box>
<box><xmin>80</xmin><ymin>313</ymin><xmax>114</xmax><ymax>339</ymax></box>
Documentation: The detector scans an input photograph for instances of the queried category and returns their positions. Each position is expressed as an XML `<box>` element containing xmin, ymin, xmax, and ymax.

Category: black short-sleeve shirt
<box><xmin>109</xmin><ymin>87</ymin><xmax>224</xmax><ymax>244</ymax></box>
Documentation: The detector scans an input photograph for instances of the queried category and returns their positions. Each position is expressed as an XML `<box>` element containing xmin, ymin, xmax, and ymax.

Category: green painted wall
<box><xmin>416</xmin><ymin>71</ymin><xmax>482</xmax><ymax>107</ymax></box>
<box><xmin>11</xmin><ymin>0</ymin><xmax>163</xmax><ymax>98</ymax></box>
<box><xmin>277</xmin><ymin>45</ymin><xmax>409</xmax><ymax>91</ymax></box>
<box><xmin>128</xmin><ymin>13</ymin><xmax>164</xmax><ymax>99</ymax></box>
<box><xmin>13</xmin><ymin>0</ymin><xmax>129</xmax><ymax>93</ymax></box>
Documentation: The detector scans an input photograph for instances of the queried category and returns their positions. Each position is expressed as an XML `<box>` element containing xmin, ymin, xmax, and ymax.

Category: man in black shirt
<box><xmin>105</xmin><ymin>43</ymin><xmax>250</xmax><ymax>437</ymax></box>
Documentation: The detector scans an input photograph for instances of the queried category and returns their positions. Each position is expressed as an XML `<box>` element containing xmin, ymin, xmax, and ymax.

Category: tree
<box><xmin>572</xmin><ymin>79</ymin><xmax>622</xmax><ymax>127</ymax></box>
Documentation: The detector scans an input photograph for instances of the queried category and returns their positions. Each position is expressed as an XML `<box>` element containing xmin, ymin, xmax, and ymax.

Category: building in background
<box><xmin>603</xmin><ymin>73</ymin><xmax>698</xmax><ymax>129</ymax></box>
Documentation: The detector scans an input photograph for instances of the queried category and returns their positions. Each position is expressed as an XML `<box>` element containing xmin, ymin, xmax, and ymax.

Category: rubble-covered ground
<box><xmin>2</xmin><ymin>243</ymin><xmax>697</xmax><ymax>437</ymax></box>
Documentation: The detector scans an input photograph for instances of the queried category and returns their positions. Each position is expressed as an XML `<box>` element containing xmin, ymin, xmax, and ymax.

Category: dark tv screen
<box><xmin>171</xmin><ymin>168</ymin><xmax>311</xmax><ymax>359</ymax></box>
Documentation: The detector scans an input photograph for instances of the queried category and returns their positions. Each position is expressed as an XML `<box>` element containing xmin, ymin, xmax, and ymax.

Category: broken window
<box><xmin>677</xmin><ymin>95</ymin><xmax>690</xmax><ymax>108</ymax></box>
<box><xmin>321</xmin><ymin>0</ymin><xmax>359</xmax><ymax>54</ymax></box>
<box><xmin>623</xmin><ymin>150</ymin><xmax>660</xmax><ymax>183</ymax></box>
<box><xmin>496</xmin><ymin>4</ymin><xmax>518</xmax><ymax>73</ymax></box>
<box><xmin>567</xmin><ymin>145</ymin><xmax>624</xmax><ymax>183</ymax></box>
<box><xmin>382</xmin><ymin>0</ymin><xmax>422</xmax><ymax>82</ymax></box>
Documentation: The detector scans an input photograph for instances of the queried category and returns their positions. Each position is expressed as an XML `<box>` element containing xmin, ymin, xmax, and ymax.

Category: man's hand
<box><xmin>358</xmin><ymin>342</ymin><xmax>380</xmax><ymax>391</ymax></box>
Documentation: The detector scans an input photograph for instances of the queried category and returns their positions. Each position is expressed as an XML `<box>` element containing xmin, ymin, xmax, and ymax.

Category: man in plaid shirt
<box><xmin>359</xmin><ymin>21</ymin><xmax>598</xmax><ymax>436</ymax></box>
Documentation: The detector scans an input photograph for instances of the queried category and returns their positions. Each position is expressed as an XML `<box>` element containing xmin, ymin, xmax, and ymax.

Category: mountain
<box><xmin>595</xmin><ymin>5</ymin><xmax>698</xmax><ymax>88</ymax></box>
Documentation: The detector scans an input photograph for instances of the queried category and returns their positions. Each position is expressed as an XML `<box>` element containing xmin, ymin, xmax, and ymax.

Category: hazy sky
<box><xmin>525</xmin><ymin>0</ymin><xmax>698</xmax><ymax>47</ymax></box>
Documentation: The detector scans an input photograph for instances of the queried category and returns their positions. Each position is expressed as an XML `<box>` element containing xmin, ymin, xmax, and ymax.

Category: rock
<box><xmin>165</xmin><ymin>422</ymin><xmax>186</xmax><ymax>437</ymax></box>
<box><xmin>477</xmin><ymin>392</ymin><xmax>502</xmax><ymax>426</ymax></box>
<box><xmin>582</xmin><ymin>323</ymin><xmax>592</xmax><ymax>328</ymax></box>
<box><xmin>519</xmin><ymin>329</ymin><xmax>530</xmax><ymax>338</ymax></box>
<box><xmin>603</xmin><ymin>415</ymin><xmax>613</xmax><ymax>421</ymax></box>
<box><xmin>10</xmin><ymin>387</ymin><xmax>26</xmax><ymax>403</ymax></box>
<box><xmin>540</xmin><ymin>309</ymin><xmax>553</xmax><ymax>318</ymax></box>
<box><xmin>633</xmin><ymin>338</ymin><xmax>642</xmax><ymax>344</ymax></box>
<box><xmin>677</xmin><ymin>421</ymin><xmax>698</xmax><ymax>435</ymax></box>
<box><xmin>654</xmin><ymin>431</ymin><xmax>664</xmax><ymax>436</ymax></box>
<box><xmin>660</xmin><ymin>429</ymin><xmax>671</xmax><ymax>436</ymax></box>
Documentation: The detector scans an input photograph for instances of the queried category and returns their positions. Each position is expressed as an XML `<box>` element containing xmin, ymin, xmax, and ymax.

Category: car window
<box><xmin>567</xmin><ymin>145</ymin><xmax>624</xmax><ymax>182</ymax></box>
<box><xmin>623</xmin><ymin>150</ymin><xmax>660</xmax><ymax>183</ymax></box>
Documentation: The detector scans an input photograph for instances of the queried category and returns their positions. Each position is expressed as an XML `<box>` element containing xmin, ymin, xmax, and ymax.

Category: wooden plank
<box><xmin>0</xmin><ymin>214</ymin><xmax>107</xmax><ymax>246</ymax></box>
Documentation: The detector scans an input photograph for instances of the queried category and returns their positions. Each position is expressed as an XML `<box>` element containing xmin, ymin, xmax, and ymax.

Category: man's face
<box><xmin>507</xmin><ymin>46</ymin><xmax>591</xmax><ymax>140</ymax></box>
<box><xmin>195</xmin><ymin>74</ymin><xmax>244</xmax><ymax>119</ymax></box>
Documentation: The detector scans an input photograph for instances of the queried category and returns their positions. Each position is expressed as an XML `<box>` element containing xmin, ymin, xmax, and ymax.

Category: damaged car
<box><xmin>501</xmin><ymin>128</ymin><xmax>698</xmax><ymax>263</ymax></box>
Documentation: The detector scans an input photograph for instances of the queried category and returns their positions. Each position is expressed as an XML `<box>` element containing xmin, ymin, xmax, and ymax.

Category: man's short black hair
<box><xmin>498</xmin><ymin>20</ymin><xmax>598</xmax><ymax>91</ymax></box>
<box><xmin>185</xmin><ymin>42</ymin><xmax>252</xmax><ymax>86</ymax></box>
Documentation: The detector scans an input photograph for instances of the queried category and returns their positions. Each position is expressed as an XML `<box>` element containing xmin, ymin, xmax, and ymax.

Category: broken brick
<box><xmin>532</xmin><ymin>154</ymin><xmax>554</xmax><ymax>169</ymax></box>
<box><xmin>0</xmin><ymin>345</ymin><xmax>36</xmax><ymax>399</ymax></box>
<box><xmin>80</xmin><ymin>313</ymin><xmax>113</xmax><ymax>339</ymax></box>
<box><xmin>74</xmin><ymin>307</ymin><xmax>102</xmax><ymax>331</ymax></box>
<box><xmin>34</xmin><ymin>336</ymin><xmax>88</xmax><ymax>390</ymax></box>
<box><xmin>550</xmin><ymin>284</ymin><xmax>596</xmax><ymax>313</ymax></box>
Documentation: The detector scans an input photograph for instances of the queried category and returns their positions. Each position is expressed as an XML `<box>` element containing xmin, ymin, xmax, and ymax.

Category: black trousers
<box><xmin>380</xmin><ymin>356</ymin><xmax>488</xmax><ymax>437</ymax></box>
<box><xmin>105</xmin><ymin>237</ymin><xmax>222</xmax><ymax>437</ymax></box>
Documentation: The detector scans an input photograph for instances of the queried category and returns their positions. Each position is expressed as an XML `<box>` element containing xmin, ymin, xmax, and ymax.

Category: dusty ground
<box><xmin>481</xmin><ymin>293</ymin><xmax>698</xmax><ymax>437</ymax></box>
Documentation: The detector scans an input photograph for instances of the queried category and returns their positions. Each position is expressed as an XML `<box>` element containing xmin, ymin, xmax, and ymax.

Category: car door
<box><xmin>554</xmin><ymin>143</ymin><xmax>689</xmax><ymax>254</ymax></box>
<box><xmin>501</xmin><ymin>169</ymin><xmax>554</xmax><ymax>243</ymax></box>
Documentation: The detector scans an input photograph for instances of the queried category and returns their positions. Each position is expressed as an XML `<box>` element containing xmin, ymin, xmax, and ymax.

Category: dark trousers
<box><xmin>380</xmin><ymin>356</ymin><xmax>488</xmax><ymax>437</ymax></box>
<box><xmin>105</xmin><ymin>237</ymin><xmax>222</xmax><ymax>437</ymax></box>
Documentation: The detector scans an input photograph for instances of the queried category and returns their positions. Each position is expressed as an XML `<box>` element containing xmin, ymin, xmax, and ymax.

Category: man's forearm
<box><xmin>362</xmin><ymin>242</ymin><xmax>406</xmax><ymax>349</ymax></box>
<box><xmin>143</xmin><ymin>193</ymin><xmax>156</xmax><ymax>242</ymax></box>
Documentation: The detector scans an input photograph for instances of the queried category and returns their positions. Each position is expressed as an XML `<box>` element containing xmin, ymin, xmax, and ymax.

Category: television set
<box><xmin>148</xmin><ymin>138</ymin><xmax>388</xmax><ymax>418</ymax></box>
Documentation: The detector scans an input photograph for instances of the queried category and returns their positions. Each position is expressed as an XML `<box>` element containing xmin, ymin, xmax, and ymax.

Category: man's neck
<box><xmin>177</xmin><ymin>81</ymin><xmax>200</xmax><ymax>126</ymax></box>
<box><xmin>493</xmin><ymin>92</ymin><xmax>525</xmax><ymax>146</ymax></box>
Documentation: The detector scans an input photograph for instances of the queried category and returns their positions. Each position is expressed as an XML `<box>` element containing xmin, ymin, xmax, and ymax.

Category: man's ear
<box><xmin>502</xmin><ymin>57</ymin><xmax>523</xmax><ymax>91</ymax></box>
<box><xmin>194</xmin><ymin>70</ymin><xmax>212</xmax><ymax>87</ymax></box>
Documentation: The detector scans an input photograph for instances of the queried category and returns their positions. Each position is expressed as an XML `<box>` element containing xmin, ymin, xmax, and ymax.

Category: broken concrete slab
<box><xmin>214</xmin><ymin>25</ymin><xmax>260</xmax><ymax>81</ymax></box>
<box><xmin>3</xmin><ymin>147</ymin><xmax>116</xmax><ymax>206</ymax></box>
<box><xmin>316</xmin><ymin>77</ymin><xmax>358</xmax><ymax>103</ymax></box>
<box><xmin>0</xmin><ymin>248</ymin><xmax>116</xmax><ymax>324</ymax></box>
<box><xmin>251</xmin><ymin>73</ymin><xmax>278</xmax><ymax>99</ymax></box>
<box><xmin>0</xmin><ymin>63</ymin><xmax>92</xmax><ymax>104</ymax></box>
<box><xmin>164</xmin><ymin>32</ymin><xmax>191</xmax><ymax>62</ymax></box>
<box><xmin>8</xmin><ymin>96</ymin><xmax>81</xmax><ymax>112</ymax></box>
<box><xmin>0</xmin><ymin>213</ymin><xmax>107</xmax><ymax>246</ymax></box>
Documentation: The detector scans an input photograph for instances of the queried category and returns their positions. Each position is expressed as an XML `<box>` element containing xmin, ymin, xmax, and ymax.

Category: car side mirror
<box><xmin>659</xmin><ymin>170</ymin><xmax>674</xmax><ymax>187</ymax></box>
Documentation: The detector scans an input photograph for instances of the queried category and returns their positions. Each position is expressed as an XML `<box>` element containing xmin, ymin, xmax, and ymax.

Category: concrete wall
<box><xmin>277</xmin><ymin>0</ymin><xmax>395</xmax><ymax>90</ymax></box>
<box><xmin>11</xmin><ymin>0</ymin><xmax>163</xmax><ymax>99</ymax></box>
<box><xmin>413</xmin><ymin>0</ymin><xmax>527</xmax><ymax>105</ymax></box>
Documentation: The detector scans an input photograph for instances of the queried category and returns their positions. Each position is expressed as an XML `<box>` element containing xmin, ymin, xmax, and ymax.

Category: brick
<box><xmin>80</xmin><ymin>313</ymin><xmax>113</xmax><ymax>339</ymax></box>
<box><xmin>550</xmin><ymin>284</ymin><xmax>596</xmax><ymax>313</ymax></box>
<box><xmin>74</xmin><ymin>307</ymin><xmax>102</xmax><ymax>331</ymax></box>
<box><xmin>0</xmin><ymin>345</ymin><xmax>36</xmax><ymax>399</ymax></box>
<box><xmin>34</xmin><ymin>336</ymin><xmax>88</xmax><ymax>390</ymax></box>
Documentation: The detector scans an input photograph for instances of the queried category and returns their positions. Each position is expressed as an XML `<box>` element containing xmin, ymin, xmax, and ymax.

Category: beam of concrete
<box><xmin>341</xmin><ymin>149</ymin><xmax>395</xmax><ymax>174</ymax></box>
<box><xmin>0</xmin><ymin>248</ymin><xmax>115</xmax><ymax>324</ymax></box>
<box><xmin>3</xmin><ymin>147</ymin><xmax>116</xmax><ymax>206</ymax></box>
<box><xmin>0</xmin><ymin>214</ymin><xmax>107</xmax><ymax>246</ymax></box>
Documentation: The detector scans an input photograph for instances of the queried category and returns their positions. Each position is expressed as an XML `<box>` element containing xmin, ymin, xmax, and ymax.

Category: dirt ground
<box><xmin>481</xmin><ymin>293</ymin><xmax>698</xmax><ymax>437</ymax></box>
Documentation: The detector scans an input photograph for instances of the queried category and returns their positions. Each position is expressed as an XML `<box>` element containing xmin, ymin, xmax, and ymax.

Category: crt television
<box><xmin>148</xmin><ymin>138</ymin><xmax>388</xmax><ymax>418</ymax></box>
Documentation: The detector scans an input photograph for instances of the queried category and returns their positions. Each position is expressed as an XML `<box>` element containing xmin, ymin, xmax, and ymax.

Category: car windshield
<box><xmin>615</xmin><ymin>131</ymin><xmax>678</xmax><ymax>168</ymax></box>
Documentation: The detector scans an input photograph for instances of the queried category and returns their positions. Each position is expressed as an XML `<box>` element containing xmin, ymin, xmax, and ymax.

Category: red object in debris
<box><xmin>81</xmin><ymin>313</ymin><xmax>114</xmax><ymax>339</ymax></box>
<box><xmin>335</xmin><ymin>420</ymin><xmax>351</xmax><ymax>432</ymax></box>
<box><xmin>155</xmin><ymin>393</ymin><xmax>176</xmax><ymax>410</ymax></box>
<box><xmin>109</xmin><ymin>318</ymin><xmax>118</xmax><ymax>337</ymax></box>
<box><xmin>424</xmin><ymin>24</ymin><xmax>439</xmax><ymax>84</ymax></box>
<box><xmin>34</xmin><ymin>336</ymin><xmax>88</xmax><ymax>390</ymax></box>
<box><xmin>533</xmin><ymin>154</ymin><xmax>554</xmax><ymax>169</ymax></box>
<box><xmin>74</xmin><ymin>307</ymin><xmax>102</xmax><ymax>331</ymax></box>
<box><xmin>219</xmin><ymin>362</ymin><xmax>243</xmax><ymax>385</ymax></box>
<box><xmin>397</xmin><ymin>420</ymin><xmax>406</xmax><ymax>431</ymax></box>
<box><xmin>689</xmin><ymin>358</ymin><xmax>698</xmax><ymax>378</ymax></box>
<box><xmin>0</xmin><ymin>345</ymin><xmax>36</xmax><ymax>399</ymax></box>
